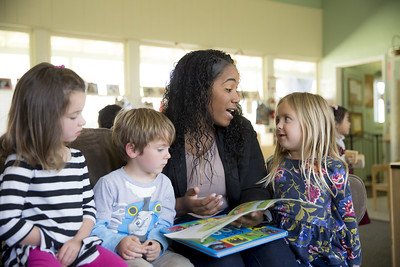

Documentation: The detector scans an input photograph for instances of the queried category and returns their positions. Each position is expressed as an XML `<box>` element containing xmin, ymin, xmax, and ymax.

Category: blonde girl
<box><xmin>262</xmin><ymin>92</ymin><xmax>361</xmax><ymax>266</ymax></box>
<box><xmin>0</xmin><ymin>63</ymin><xmax>126</xmax><ymax>267</ymax></box>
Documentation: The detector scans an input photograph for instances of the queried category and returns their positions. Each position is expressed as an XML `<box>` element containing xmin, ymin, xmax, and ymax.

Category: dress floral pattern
<box><xmin>271</xmin><ymin>157</ymin><xmax>361</xmax><ymax>266</ymax></box>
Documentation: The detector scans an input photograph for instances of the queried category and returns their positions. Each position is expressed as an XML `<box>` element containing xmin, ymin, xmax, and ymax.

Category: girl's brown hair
<box><xmin>0</xmin><ymin>63</ymin><xmax>85</xmax><ymax>170</ymax></box>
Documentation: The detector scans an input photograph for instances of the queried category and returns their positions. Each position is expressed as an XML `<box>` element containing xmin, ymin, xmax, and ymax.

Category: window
<box><xmin>139</xmin><ymin>45</ymin><xmax>188</xmax><ymax>111</ymax></box>
<box><xmin>374</xmin><ymin>79</ymin><xmax>385</xmax><ymax>123</ymax></box>
<box><xmin>273</xmin><ymin>58</ymin><xmax>317</xmax><ymax>99</ymax></box>
<box><xmin>0</xmin><ymin>30</ymin><xmax>30</xmax><ymax>87</ymax></box>
<box><xmin>233</xmin><ymin>54</ymin><xmax>263</xmax><ymax>124</ymax></box>
<box><xmin>0</xmin><ymin>30</ymin><xmax>30</xmax><ymax>134</ymax></box>
<box><xmin>51</xmin><ymin>36</ymin><xmax>124</xmax><ymax>128</ymax></box>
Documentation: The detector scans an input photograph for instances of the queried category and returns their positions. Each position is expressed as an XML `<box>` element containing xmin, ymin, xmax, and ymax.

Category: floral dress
<box><xmin>271</xmin><ymin>157</ymin><xmax>361</xmax><ymax>266</ymax></box>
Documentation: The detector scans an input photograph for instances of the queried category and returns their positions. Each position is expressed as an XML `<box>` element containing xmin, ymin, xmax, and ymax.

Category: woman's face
<box><xmin>209</xmin><ymin>64</ymin><xmax>240</xmax><ymax>127</ymax></box>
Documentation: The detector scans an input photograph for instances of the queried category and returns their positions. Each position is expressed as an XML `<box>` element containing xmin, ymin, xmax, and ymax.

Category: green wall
<box><xmin>323</xmin><ymin>0</ymin><xmax>397</xmax><ymax>56</ymax></box>
<box><xmin>321</xmin><ymin>0</ymin><xmax>400</xmax><ymax>180</ymax></box>
<box><xmin>320</xmin><ymin>0</ymin><xmax>400</xmax><ymax>100</ymax></box>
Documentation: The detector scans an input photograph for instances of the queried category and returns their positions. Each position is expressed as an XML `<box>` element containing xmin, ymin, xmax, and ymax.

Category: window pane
<box><xmin>0</xmin><ymin>30</ymin><xmax>30</xmax><ymax>134</ymax></box>
<box><xmin>374</xmin><ymin>80</ymin><xmax>385</xmax><ymax>123</ymax></box>
<box><xmin>140</xmin><ymin>45</ymin><xmax>188</xmax><ymax>110</ymax></box>
<box><xmin>51</xmin><ymin>36</ymin><xmax>124</xmax><ymax>128</ymax></box>
<box><xmin>274</xmin><ymin>58</ymin><xmax>317</xmax><ymax>99</ymax></box>
<box><xmin>0</xmin><ymin>30</ymin><xmax>30</xmax><ymax>87</ymax></box>
<box><xmin>233</xmin><ymin>54</ymin><xmax>263</xmax><ymax>126</ymax></box>
<box><xmin>233</xmin><ymin>55</ymin><xmax>263</xmax><ymax>92</ymax></box>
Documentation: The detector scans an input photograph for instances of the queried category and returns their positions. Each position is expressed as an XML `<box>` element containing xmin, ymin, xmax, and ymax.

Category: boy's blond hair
<box><xmin>112</xmin><ymin>108</ymin><xmax>175</xmax><ymax>161</ymax></box>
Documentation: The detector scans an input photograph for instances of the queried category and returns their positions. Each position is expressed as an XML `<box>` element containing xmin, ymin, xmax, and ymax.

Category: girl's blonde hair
<box><xmin>0</xmin><ymin>63</ymin><xmax>85</xmax><ymax>170</ymax></box>
<box><xmin>262</xmin><ymin>92</ymin><xmax>347</xmax><ymax>195</ymax></box>
<box><xmin>112</xmin><ymin>108</ymin><xmax>176</xmax><ymax>161</ymax></box>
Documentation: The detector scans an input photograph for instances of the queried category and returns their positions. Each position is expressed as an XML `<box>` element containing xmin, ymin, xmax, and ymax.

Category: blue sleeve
<box><xmin>91</xmin><ymin>219</ymin><xmax>125</xmax><ymax>252</ymax></box>
<box><xmin>92</xmin><ymin>175</ymin><xmax>125</xmax><ymax>252</ymax></box>
<box><xmin>147</xmin><ymin>176</ymin><xmax>176</xmax><ymax>252</ymax></box>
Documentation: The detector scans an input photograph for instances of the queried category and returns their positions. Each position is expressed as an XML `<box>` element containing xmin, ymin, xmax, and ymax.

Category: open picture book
<box><xmin>164</xmin><ymin>199</ymin><xmax>286</xmax><ymax>242</ymax></box>
<box><xmin>162</xmin><ymin>199</ymin><xmax>290</xmax><ymax>257</ymax></box>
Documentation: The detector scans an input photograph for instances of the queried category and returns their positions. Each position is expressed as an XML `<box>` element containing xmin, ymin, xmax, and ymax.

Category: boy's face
<box><xmin>133</xmin><ymin>139</ymin><xmax>171</xmax><ymax>177</ymax></box>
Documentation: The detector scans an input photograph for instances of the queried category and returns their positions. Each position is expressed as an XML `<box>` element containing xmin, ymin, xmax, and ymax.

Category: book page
<box><xmin>164</xmin><ymin>214</ymin><xmax>241</xmax><ymax>242</ymax></box>
<box><xmin>165</xmin><ymin>198</ymin><xmax>315</xmax><ymax>242</ymax></box>
<box><xmin>166</xmin><ymin>199</ymin><xmax>280</xmax><ymax>242</ymax></box>
<box><xmin>228</xmin><ymin>199</ymin><xmax>279</xmax><ymax>216</ymax></box>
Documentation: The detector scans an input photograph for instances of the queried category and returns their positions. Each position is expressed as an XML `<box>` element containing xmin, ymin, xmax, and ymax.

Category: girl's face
<box><xmin>131</xmin><ymin>139</ymin><xmax>171</xmax><ymax>177</ymax></box>
<box><xmin>209</xmin><ymin>64</ymin><xmax>240</xmax><ymax>127</ymax></box>
<box><xmin>275</xmin><ymin>100</ymin><xmax>303</xmax><ymax>159</ymax></box>
<box><xmin>336</xmin><ymin>112</ymin><xmax>351</xmax><ymax>136</ymax></box>
<box><xmin>61</xmin><ymin>91</ymin><xmax>86</xmax><ymax>143</ymax></box>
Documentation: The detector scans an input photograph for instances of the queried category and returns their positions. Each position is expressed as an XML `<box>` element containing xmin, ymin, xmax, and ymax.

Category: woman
<box><xmin>162</xmin><ymin>49</ymin><xmax>299</xmax><ymax>267</ymax></box>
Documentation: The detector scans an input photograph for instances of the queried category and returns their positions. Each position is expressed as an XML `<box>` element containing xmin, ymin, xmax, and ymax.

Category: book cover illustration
<box><xmin>164</xmin><ymin>199</ymin><xmax>284</xmax><ymax>242</ymax></box>
<box><xmin>163</xmin><ymin>219</ymin><xmax>287</xmax><ymax>258</ymax></box>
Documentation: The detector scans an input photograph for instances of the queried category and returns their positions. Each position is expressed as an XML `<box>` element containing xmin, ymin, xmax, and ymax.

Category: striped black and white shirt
<box><xmin>0</xmin><ymin>148</ymin><xmax>101</xmax><ymax>266</ymax></box>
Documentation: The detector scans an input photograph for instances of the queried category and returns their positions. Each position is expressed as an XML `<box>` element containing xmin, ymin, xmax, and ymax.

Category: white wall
<box><xmin>0</xmin><ymin>0</ymin><xmax>322</xmax><ymax>134</ymax></box>
<box><xmin>0</xmin><ymin>0</ymin><xmax>322</xmax><ymax>58</ymax></box>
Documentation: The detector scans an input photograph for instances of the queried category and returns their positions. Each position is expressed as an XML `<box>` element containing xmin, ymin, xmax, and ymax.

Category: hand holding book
<box><xmin>231</xmin><ymin>210</ymin><xmax>264</xmax><ymax>228</ymax></box>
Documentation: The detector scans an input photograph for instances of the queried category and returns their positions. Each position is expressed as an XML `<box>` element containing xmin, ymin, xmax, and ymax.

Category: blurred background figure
<box><xmin>98</xmin><ymin>104</ymin><xmax>122</xmax><ymax>129</ymax></box>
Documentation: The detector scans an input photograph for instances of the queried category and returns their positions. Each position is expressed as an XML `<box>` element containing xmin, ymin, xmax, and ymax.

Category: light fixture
<box><xmin>391</xmin><ymin>34</ymin><xmax>400</xmax><ymax>56</ymax></box>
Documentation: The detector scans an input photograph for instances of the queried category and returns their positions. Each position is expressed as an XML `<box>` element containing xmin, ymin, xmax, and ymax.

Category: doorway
<box><xmin>336</xmin><ymin>57</ymin><xmax>388</xmax><ymax>185</ymax></box>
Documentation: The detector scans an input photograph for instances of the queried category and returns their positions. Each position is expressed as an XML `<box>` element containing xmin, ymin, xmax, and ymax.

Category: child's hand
<box><xmin>117</xmin><ymin>236</ymin><xmax>146</xmax><ymax>260</ymax></box>
<box><xmin>57</xmin><ymin>238</ymin><xmax>82</xmax><ymax>266</ymax></box>
<box><xmin>233</xmin><ymin>211</ymin><xmax>264</xmax><ymax>227</ymax></box>
<box><xmin>143</xmin><ymin>240</ymin><xmax>161</xmax><ymax>262</ymax></box>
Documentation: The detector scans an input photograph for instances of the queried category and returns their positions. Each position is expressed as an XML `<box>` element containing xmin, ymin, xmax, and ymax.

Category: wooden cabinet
<box><xmin>390</xmin><ymin>163</ymin><xmax>400</xmax><ymax>267</ymax></box>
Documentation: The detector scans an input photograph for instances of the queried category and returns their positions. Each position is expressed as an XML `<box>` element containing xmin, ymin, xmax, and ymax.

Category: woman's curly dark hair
<box><xmin>162</xmin><ymin>49</ymin><xmax>245</xmax><ymax>161</ymax></box>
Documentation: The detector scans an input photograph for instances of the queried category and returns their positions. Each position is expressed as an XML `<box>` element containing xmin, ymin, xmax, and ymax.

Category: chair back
<box><xmin>348</xmin><ymin>174</ymin><xmax>367</xmax><ymax>223</ymax></box>
<box><xmin>69</xmin><ymin>128</ymin><xmax>125</xmax><ymax>186</ymax></box>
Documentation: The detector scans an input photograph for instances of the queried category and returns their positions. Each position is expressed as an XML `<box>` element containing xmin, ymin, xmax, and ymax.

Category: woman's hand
<box><xmin>232</xmin><ymin>211</ymin><xmax>264</xmax><ymax>228</ymax></box>
<box><xmin>176</xmin><ymin>187</ymin><xmax>223</xmax><ymax>216</ymax></box>
<box><xmin>57</xmin><ymin>238</ymin><xmax>82</xmax><ymax>266</ymax></box>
